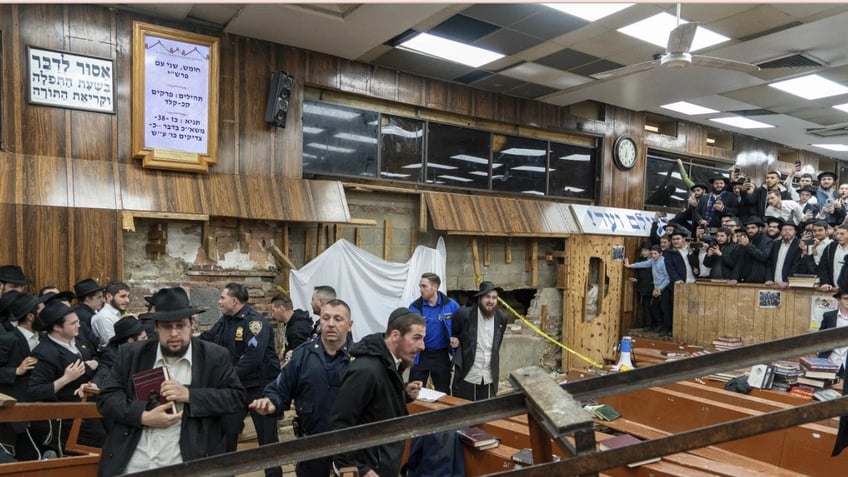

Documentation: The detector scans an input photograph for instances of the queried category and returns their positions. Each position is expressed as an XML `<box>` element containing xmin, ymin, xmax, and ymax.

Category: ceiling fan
<box><xmin>592</xmin><ymin>4</ymin><xmax>760</xmax><ymax>81</ymax></box>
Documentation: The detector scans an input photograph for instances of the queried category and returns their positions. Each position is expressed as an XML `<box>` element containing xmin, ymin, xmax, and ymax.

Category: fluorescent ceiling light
<box><xmin>709</xmin><ymin>116</ymin><xmax>774</xmax><ymax>129</ymax></box>
<box><xmin>618</xmin><ymin>12</ymin><xmax>729</xmax><ymax>52</ymax></box>
<box><xmin>401</xmin><ymin>163</ymin><xmax>422</xmax><ymax>169</ymax></box>
<box><xmin>334</xmin><ymin>132</ymin><xmax>378</xmax><ymax>144</ymax></box>
<box><xmin>657</xmin><ymin>171</ymin><xmax>682</xmax><ymax>179</ymax></box>
<box><xmin>833</xmin><ymin>103</ymin><xmax>848</xmax><ymax>113</ymax></box>
<box><xmin>522</xmin><ymin>190</ymin><xmax>545</xmax><ymax>196</ymax></box>
<box><xmin>450</xmin><ymin>154</ymin><xmax>489</xmax><ymax>165</ymax></box>
<box><xmin>661</xmin><ymin>101</ymin><xmax>719</xmax><ymax>116</ymax></box>
<box><xmin>770</xmin><ymin>74</ymin><xmax>848</xmax><ymax>100</ymax></box>
<box><xmin>543</xmin><ymin>3</ymin><xmax>633</xmax><ymax>21</ymax></box>
<box><xmin>303</xmin><ymin>126</ymin><xmax>324</xmax><ymax>134</ymax></box>
<box><xmin>399</xmin><ymin>33</ymin><xmax>503</xmax><ymax>68</ymax></box>
<box><xmin>302</xmin><ymin>153</ymin><xmax>318</xmax><ymax>159</ymax></box>
<box><xmin>382</xmin><ymin>125</ymin><xmax>423</xmax><ymax>138</ymax></box>
<box><xmin>563</xmin><ymin>186</ymin><xmax>585</xmax><ymax>193</ymax></box>
<box><xmin>438</xmin><ymin>175</ymin><xmax>474</xmax><ymax>183</ymax></box>
<box><xmin>670</xmin><ymin>195</ymin><xmax>687</xmax><ymax>201</ymax></box>
<box><xmin>560</xmin><ymin>154</ymin><xmax>590</xmax><ymax>162</ymax></box>
<box><xmin>511</xmin><ymin>165</ymin><xmax>548</xmax><ymax>173</ymax></box>
<box><xmin>812</xmin><ymin>144</ymin><xmax>848</xmax><ymax>152</ymax></box>
<box><xmin>305</xmin><ymin>143</ymin><xmax>356</xmax><ymax>153</ymax></box>
<box><xmin>644</xmin><ymin>124</ymin><xmax>659</xmax><ymax>132</ymax></box>
<box><xmin>380</xmin><ymin>172</ymin><xmax>411</xmax><ymax>178</ymax></box>
<box><xmin>425</xmin><ymin>162</ymin><xmax>458</xmax><ymax>170</ymax></box>
<box><xmin>501</xmin><ymin>148</ymin><xmax>547</xmax><ymax>157</ymax></box>
<box><xmin>303</xmin><ymin>103</ymin><xmax>360</xmax><ymax>119</ymax></box>
<box><xmin>469</xmin><ymin>171</ymin><xmax>489</xmax><ymax>177</ymax></box>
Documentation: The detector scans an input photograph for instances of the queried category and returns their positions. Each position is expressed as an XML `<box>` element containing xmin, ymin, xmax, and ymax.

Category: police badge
<box><xmin>248</xmin><ymin>320</ymin><xmax>263</xmax><ymax>335</ymax></box>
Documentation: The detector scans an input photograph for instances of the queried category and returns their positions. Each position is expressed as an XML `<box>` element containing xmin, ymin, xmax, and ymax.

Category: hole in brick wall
<box><xmin>449</xmin><ymin>288</ymin><xmax>536</xmax><ymax>321</ymax></box>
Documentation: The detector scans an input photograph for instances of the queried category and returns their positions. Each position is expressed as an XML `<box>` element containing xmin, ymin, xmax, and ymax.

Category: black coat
<box><xmin>330</xmin><ymin>333</ymin><xmax>409</xmax><ymax>477</ymax></box>
<box><xmin>663</xmin><ymin>249</ymin><xmax>688</xmax><ymax>283</ymax></box>
<box><xmin>694</xmin><ymin>191</ymin><xmax>739</xmax><ymax>228</ymax></box>
<box><xmin>740</xmin><ymin>185</ymin><xmax>791</xmax><ymax>219</ymax></box>
<box><xmin>72</xmin><ymin>303</ymin><xmax>101</xmax><ymax>357</ymax></box>
<box><xmin>284</xmin><ymin>309</ymin><xmax>314</xmax><ymax>353</ymax></box>
<box><xmin>766</xmin><ymin>238</ymin><xmax>802</xmax><ymax>283</ymax></box>
<box><xmin>28</xmin><ymin>336</ymin><xmax>97</xmax><ymax>402</ymax></box>
<box><xmin>96</xmin><ymin>339</ymin><xmax>245</xmax><ymax>477</ymax></box>
<box><xmin>819</xmin><ymin>310</ymin><xmax>848</xmax><ymax>457</ymax></box>
<box><xmin>0</xmin><ymin>327</ymin><xmax>34</xmax><ymax>399</ymax></box>
<box><xmin>737</xmin><ymin>234</ymin><xmax>773</xmax><ymax>283</ymax></box>
<box><xmin>451</xmin><ymin>305</ymin><xmax>507</xmax><ymax>389</ymax></box>
<box><xmin>703</xmin><ymin>243</ymin><xmax>742</xmax><ymax>280</ymax></box>
<box><xmin>816</xmin><ymin>241</ymin><xmax>847</xmax><ymax>288</ymax></box>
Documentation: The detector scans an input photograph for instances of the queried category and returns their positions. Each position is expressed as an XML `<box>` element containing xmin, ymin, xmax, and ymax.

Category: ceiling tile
<box><xmin>469</xmin><ymin>74</ymin><xmax>527</xmax><ymax>94</ymax></box>
<box><xmin>678</xmin><ymin>3</ymin><xmax>759</xmax><ymax>24</ymax></box>
<box><xmin>535</xmin><ymin>48</ymin><xmax>600</xmax><ymax>70</ymax></box>
<box><xmin>792</xmin><ymin>108</ymin><xmax>848</xmax><ymax>127</ymax></box>
<box><xmin>499</xmin><ymin>62</ymin><xmax>591</xmax><ymax>90</ymax></box>
<box><xmin>570</xmin><ymin>59</ymin><xmax>625</xmax><ymax>77</ymax></box>
<box><xmin>473</xmin><ymin>28</ymin><xmax>543</xmax><ymax>56</ymax></box>
<box><xmin>504</xmin><ymin>83</ymin><xmax>558</xmax><ymax>100</ymax></box>
<box><xmin>429</xmin><ymin>14</ymin><xmax>500</xmax><ymax>43</ymax></box>
<box><xmin>772</xmin><ymin>4</ymin><xmax>848</xmax><ymax>22</ymax></box>
<box><xmin>455</xmin><ymin>70</ymin><xmax>492</xmax><ymax>85</ymax></box>
<box><xmin>510</xmin><ymin>10</ymin><xmax>588</xmax><ymax>41</ymax></box>
<box><xmin>460</xmin><ymin>3</ymin><xmax>546</xmax><ymax>27</ymax></box>
<box><xmin>707</xmin><ymin>5</ymin><xmax>796</xmax><ymax>41</ymax></box>
<box><xmin>372</xmin><ymin>48</ymin><xmax>473</xmax><ymax>82</ymax></box>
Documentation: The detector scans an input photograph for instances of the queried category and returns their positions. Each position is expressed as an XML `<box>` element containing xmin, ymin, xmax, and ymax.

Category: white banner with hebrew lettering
<box><xmin>570</xmin><ymin>204</ymin><xmax>655</xmax><ymax>237</ymax></box>
<box><xmin>27</xmin><ymin>46</ymin><xmax>114</xmax><ymax>113</ymax></box>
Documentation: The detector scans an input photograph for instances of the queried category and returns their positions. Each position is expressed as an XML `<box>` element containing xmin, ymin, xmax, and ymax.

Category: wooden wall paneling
<box><xmin>67</xmin><ymin>6</ymin><xmax>115</xmax><ymax>163</ymax></box>
<box><xmin>304</xmin><ymin>51</ymin><xmax>339</xmax><ymax>91</ymax></box>
<box><xmin>0</xmin><ymin>5</ymin><xmax>16</xmax><ymax>151</ymax></box>
<box><xmin>471</xmin><ymin>89</ymin><xmax>496</xmax><ymax>121</ymax></box>
<box><xmin>518</xmin><ymin>99</ymin><xmax>541</xmax><ymax>129</ymax></box>
<box><xmin>238</xmin><ymin>38</ymin><xmax>278</xmax><ymax>177</ymax></box>
<box><xmin>0</xmin><ymin>204</ymin><xmax>19</xmax><ymax>264</ymax></box>
<box><xmin>70</xmin><ymin>158</ymin><xmax>115</xmax><ymax>209</ymax></box>
<box><xmin>424</xmin><ymin>79</ymin><xmax>448</xmax><ymax>111</ymax></box>
<box><xmin>280</xmin><ymin>46</ymin><xmax>305</xmax><ymax>179</ymax></box>
<box><xmin>241</xmin><ymin>175</ymin><xmax>282</xmax><ymax>220</ymax></box>
<box><xmin>73</xmin><ymin>207</ymin><xmax>120</xmax><ymax>285</ymax></box>
<box><xmin>395</xmin><ymin>71</ymin><xmax>424</xmax><ymax>107</ymax></box>
<box><xmin>496</xmin><ymin>95</ymin><xmax>519</xmax><ymax>125</ymax></box>
<box><xmin>23</xmin><ymin>155</ymin><xmax>69</xmax><ymax>207</ymax></box>
<box><xmin>338</xmin><ymin>58</ymin><xmax>371</xmax><ymax>97</ymax></box>
<box><xmin>202</xmin><ymin>173</ymin><xmax>246</xmax><ymax>217</ymax></box>
<box><xmin>537</xmin><ymin>102</ymin><xmax>560</xmax><ymax>131</ymax></box>
<box><xmin>214</xmin><ymin>34</ymin><xmax>239</xmax><ymax>175</ymax></box>
<box><xmin>304</xmin><ymin>228</ymin><xmax>314</xmax><ymax>263</ymax></box>
<box><xmin>446</xmin><ymin>83</ymin><xmax>471</xmax><ymax>117</ymax></box>
<box><xmin>114</xmin><ymin>13</ymin><xmax>135</xmax><ymax>165</ymax></box>
<box><xmin>23</xmin><ymin>205</ymin><xmax>70</xmax><ymax>290</ymax></box>
<box><xmin>368</xmin><ymin>66</ymin><xmax>398</xmax><ymax>102</ymax></box>
<box><xmin>0</xmin><ymin>154</ymin><xmax>18</xmax><ymax>204</ymax></box>
<box><xmin>18</xmin><ymin>4</ymin><xmax>68</xmax><ymax>158</ymax></box>
<box><xmin>737</xmin><ymin>288</ymin><xmax>756</xmax><ymax>344</ymax></box>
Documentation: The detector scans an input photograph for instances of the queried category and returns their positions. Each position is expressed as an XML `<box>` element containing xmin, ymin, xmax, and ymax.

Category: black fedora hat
<box><xmin>0</xmin><ymin>291</ymin><xmax>22</xmax><ymax>321</ymax></box>
<box><xmin>474</xmin><ymin>280</ymin><xmax>503</xmax><ymax>298</ymax></box>
<box><xmin>690</xmin><ymin>183</ymin><xmax>709</xmax><ymax>192</ymax></box>
<box><xmin>0</xmin><ymin>265</ymin><xmax>31</xmax><ymax>285</ymax></box>
<box><xmin>145</xmin><ymin>287</ymin><xmax>206</xmax><ymax>322</ymax></box>
<box><xmin>818</xmin><ymin>171</ymin><xmax>837</xmax><ymax>182</ymax></box>
<box><xmin>708</xmin><ymin>175</ymin><xmax>729</xmax><ymax>185</ymax></box>
<box><xmin>39</xmin><ymin>291</ymin><xmax>75</xmax><ymax>306</ymax></box>
<box><xmin>834</xmin><ymin>289</ymin><xmax>848</xmax><ymax>299</ymax></box>
<box><xmin>764</xmin><ymin>216</ymin><xmax>785</xmax><ymax>227</ymax></box>
<box><xmin>798</xmin><ymin>185</ymin><xmax>817</xmax><ymax>195</ymax></box>
<box><xmin>109</xmin><ymin>315</ymin><xmax>145</xmax><ymax>344</ymax></box>
<box><xmin>742</xmin><ymin>216</ymin><xmax>765</xmax><ymax>226</ymax></box>
<box><xmin>39</xmin><ymin>300</ymin><xmax>75</xmax><ymax>330</ymax></box>
<box><xmin>143</xmin><ymin>288</ymin><xmax>169</xmax><ymax>309</ymax></box>
<box><xmin>73</xmin><ymin>278</ymin><xmax>104</xmax><ymax>299</ymax></box>
<box><xmin>9</xmin><ymin>293</ymin><xmax>40</xmax><ymax>322</ymax></box>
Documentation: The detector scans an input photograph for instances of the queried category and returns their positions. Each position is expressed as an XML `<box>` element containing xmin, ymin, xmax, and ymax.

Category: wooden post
<box><xmin>335</xmin><ymin>224</ymin><xmax>344</xmax><ymax>243</ymax></box>
<box><xmin>383</xmin><ymin>219</ymin><xmax>392</xmax><ymax>261</ymax></box>
<box><xmin>354</xmin><ymin>227</ymin><xmax>362</xmax><ymax>247</ymax></box>
<box><xmin>483</xmin><ymin>237</ymin><xmax>490</xmax><ymax>267</ymax></box>
<box><xmin>531</xmin><ymin>239</ymin><xmax>539</xmax><ymax>286</ymax></box>
<box><xmin>471</xmin><ymin>239</ymin><xmax>481</xmax><ymax>281</ymax></box>
<box><xmin>505</xmin><ymin>237</ymin><xmax>512</xmax><ymax>264</ymax></box>
<box><xmin>419</xmin><ymin>194</ymin><xmax>428</xmax><ymax>233</ymax></box>
<box><xmin>305</xmin><ymin>229</ymin><xmax>315</xmax><ymax>263</ymax></box>
<box><xmin>540</xmin><ymin>304</ymin><xmax>548</xmax><ymax>333</ymax></box>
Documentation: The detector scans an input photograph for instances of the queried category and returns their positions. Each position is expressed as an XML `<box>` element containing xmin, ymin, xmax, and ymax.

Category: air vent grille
<box><xmin>807</xmin><ymin>125</ymin><xmax>848</xmax><ymax>138</ymax></box>
<box><xmin>758</xmin><ymin>54</ymin><xmax>822</xmax><ymax>69</ymax></box>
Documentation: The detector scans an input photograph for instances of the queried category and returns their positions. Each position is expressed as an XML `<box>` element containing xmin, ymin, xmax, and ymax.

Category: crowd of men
<box><xmin>0</xmin><ymin>267</ymin><xmax>506</xmax><ymax>477</ymax></box>
<box><xmin>628</xmin><ymin>166</ymin><xmax>848</xmax><ymax>337</ymax></box>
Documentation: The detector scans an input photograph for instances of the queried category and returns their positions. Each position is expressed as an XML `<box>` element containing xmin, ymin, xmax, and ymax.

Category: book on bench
<box><xmin>457</xmin><ymin>426</ymin><xmax>499</xmax><ymax>449</ymax></box>
<box><xmin>598</xmin><ymin>434</ymin><xmax>661</xmax><ymax>468</ymax></box>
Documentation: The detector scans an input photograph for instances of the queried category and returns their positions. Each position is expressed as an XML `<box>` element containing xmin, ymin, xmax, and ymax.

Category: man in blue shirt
<box><xmin>625</xmin><ymin>246</ymin><xmax>673</xmax><ymax>336</ymax></box>
<box><xmin>408</xmin><ymin>272</ymin><xmax>459</xmax><ymax>393</ymax></box>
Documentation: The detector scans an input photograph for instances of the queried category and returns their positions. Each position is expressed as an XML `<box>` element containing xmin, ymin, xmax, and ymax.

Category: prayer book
<box><xmin>457</xmin><ymin>426</ymin><xmax>499</xmax><ymax>449</ymax></box>
<box><xmin>598</xmin><ymin>434</ymin><xmax>661</xmax><ymax>468</ymax></box>
<box><xmin>132</xmin><ymin>366</ymin><xmax>176</xmax><ymax>413</ymax></box>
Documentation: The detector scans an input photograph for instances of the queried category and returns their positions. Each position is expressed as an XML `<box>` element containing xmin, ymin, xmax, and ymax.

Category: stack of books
<box><xmin>788</xmin><ymin>274</ymin><xmax>819</xmax><ymax>288</ymax></box>
<box><xmin>796</xmin><ymin>357</ymin><xmax>840</xmax><ymax>388</ymax></box>
<box><xmin>747</xmin><ymin>364</ymin><xmax>775</xmax><ymax>389</ymax></box>
<box><xmin>771</xmin><ymin>360</ymin><xmax>804</xmax><ymax>391</ymax></box>
<box><xmin>457</xmin><ymin>426</ymin><xmax>500</xmax><ymax>450</ymax></box>
<box><xmin>712</xmin><ymin>336</ymin><xmax>743</xmax><ymax>351</ymax></box>
<box><xmin>583</xmin><ymin>403</ymin><xmax>621</xmax><ymax>421</ymax></box>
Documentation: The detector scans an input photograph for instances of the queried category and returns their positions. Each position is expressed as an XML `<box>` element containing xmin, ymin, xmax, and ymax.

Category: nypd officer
<box><xmin>200</xmin><ymin>282</ymin><xmax>281</xmax><ymax>477</ymax></box>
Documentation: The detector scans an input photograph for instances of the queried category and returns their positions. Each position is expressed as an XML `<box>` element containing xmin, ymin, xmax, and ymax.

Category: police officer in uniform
<box><xmin>200</xmin><ymin>282</ymin><xmax>281</xmax><ymax>477</ymax></box>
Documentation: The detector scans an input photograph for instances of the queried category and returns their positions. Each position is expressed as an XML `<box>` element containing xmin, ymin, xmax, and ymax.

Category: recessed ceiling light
<box><xmin>812</xmin><ymin>144</ymin><xmax>848</xmax><ymax>152</ymax></box>
<box><xmin>303</xmin><ymin>103</ymin><xmax>360</xmax><ymax>119</ymax></box>
<box><xmin>770</xmin><ymin>74</ymin><xmax>848</xmax><ymax>100</ymax></box>
<box><xmin>709</xmin><ymin>116</ymin><xmax>774</xmax><ymax>129</ymax></box>
<box><xmin>303</xmin><ymin>126</ymin><xmax>324</xmax><ymax>134</ymax></box>
<box><xmin>560</xmin><ymin>154</ymin><xmax>591</xmax><ymax>162</ymax></box>
<box><xmin>500</xmin><ymin>148</ymin><xmax>547</xmax><ymax>156</ymax></box>
<box><xmin>305</xmin><ymin>143</ymin><xmax>356</xmax><ymax>153</ymax></box>
<box><xmin>511</xmin><ymin>166</ymin><xmax>549</xmax><ymax>173</ymax></box>
<box><xmin>543</xmin><ymin>3</ymin><xmax>633</xmax><ymax>21</ymax></box>
<box><xmin>618</xmin><ymin>12</ymin><xmax>729</xmax><ymax>52</ymax></box>
<box><xmin>834</xmin><ymin>103</ymin><xmax>848</xmax><ymax>113</ymax></box>
<box><xmin>437</xmin><ymin>175</ymin><xmax>474</xmax><ymax>183</ymax></box>
<box><xmin>334</xmin><ymin>133</ymin><xmax>378</xmax><ymax>144</ymax></box>
<box><xmin>399</xmin><ymin>33</ymin><xmax>503</xmax><ymax>68</ymax></box>
<box><xmin>661</xmin><ymin>101</ymin><xmax>719</xmax><ymax>116</ymax></box>
<box><xmin>450</xmin><ymin>154</ymin><xmax>489</xmax><ymax>164</ymax></box>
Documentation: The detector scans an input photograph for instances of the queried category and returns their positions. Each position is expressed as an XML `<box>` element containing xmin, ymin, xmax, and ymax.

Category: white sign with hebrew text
<box><xmin>27</xmin><ymin>46</ymin><xmax>115</xmax><ymax>114</ymax></box>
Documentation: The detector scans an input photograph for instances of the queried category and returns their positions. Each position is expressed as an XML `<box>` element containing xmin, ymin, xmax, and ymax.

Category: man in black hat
<box><xmin>815</xmin><ymin>223</ymin><xmax>848</xmax><ymax>292</ymax></box>
<box><xmin>450</xmin><ymin>281</ymin><xmax>508</xmax><ymax>401</ymax></box>
<box><xmin>28</xmin><ymin>300</ymin><xmax>104</xmax><ymax>449</ymax></box>
<box><xmin>199</xmin><ymin>282</ymin><xmax>281</xmax><ymax>477</ymax></box>
<box><xmin>816</xmin><ymin>171</ymin><xmax>838</xmax><ymax>215</ymax></box>
<box><xmin>796</xmin><ymin>184</ymin><xmax>820</xmax><ymax>222</ymax></box>
<box><xmin>818</xmin><ymin>288</ymin><xmax>848</xmax><ymax>457</ymax></box>
<box><xmin>741</xmin><ymin>170</ymin><xmax>792</xmax><ymax>220</ymax></box>
<box><xmin>330</xmin><ymin>307</ymin><xmax>425</xmax><ymax>477</ymax></box>
<box><xmin>671</xmin><ymin>182</ymin><xmax>709</xmax><ymax>233</ymax></box>
<box><xmin>71</xmin><ymin>278</ymin><xmax>105</xmax><ymax>354</ymax></box>
<box><xmin>93</xmin><ymin>316</ymin><xmax>147</xmax><ymax>387</ymax></box>
<box><xmin>0</xmin><ymin>265</ymin><xmax>31</xmax><ymax>296</ymax></box>
<box><xmin>765</xmin><ymin>221</ymin><xmax>802</xmax><ymax>288</ymax></box>
<box><xmin>764</xmin><ymin>216</ymin><xmax>784</xmax><ymax>240</ymax></box>
<box><xmin>96</xmin><ymin>287</ymin><xmax>245</xmax><ymax>476</ymax></box>
<box><xmin>736</xmin><ymin>217</ymin><xmax>773</xmax><ymax>284</ymax></box>
<box><xmin>703</xmin><ymin>227</ymin><xmax>741</xmax><ymax>281</ymax></box>
<box><xmin>694</xmin><ymin>175</ymin><xmax>739</xmax><ymax>229</ymax></box>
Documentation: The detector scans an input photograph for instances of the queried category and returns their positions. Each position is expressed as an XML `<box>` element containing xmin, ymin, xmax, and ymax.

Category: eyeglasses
<box><xmin>158</xmin><ymin>322</ymin><xmax>191</xmax><ymax>332</ymax></box>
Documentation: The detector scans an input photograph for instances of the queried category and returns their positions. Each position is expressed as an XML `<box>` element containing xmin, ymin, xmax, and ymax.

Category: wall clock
<box><xmin>613</xmin><ymin>135</ymin><xmax>638</xmax><ymax>171</ymax></box>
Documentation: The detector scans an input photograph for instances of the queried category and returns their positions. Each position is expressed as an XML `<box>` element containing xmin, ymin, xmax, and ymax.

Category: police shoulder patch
<box><xmin>248</xmin><ymin>320</ymin><xmax>263</xmax><ymax>335</ymax></box>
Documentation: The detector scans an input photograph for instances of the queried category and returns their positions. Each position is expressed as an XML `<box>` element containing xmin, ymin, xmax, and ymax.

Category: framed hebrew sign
<box><xmin>27</xmin><ymin>46</ymin><xmax>115</xmax><ymax>113</ymax></box>
<box><xmin>132</xmin><ymin>22</ymin><xmax>219</xmax><ymax>172</ymax></box>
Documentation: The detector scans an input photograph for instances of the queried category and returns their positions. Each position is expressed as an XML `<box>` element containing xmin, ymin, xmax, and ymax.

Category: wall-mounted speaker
<box><xmin>265</xmin><ymin>71</ymin><xmax>293</xmax><ymax>128</ymax></box>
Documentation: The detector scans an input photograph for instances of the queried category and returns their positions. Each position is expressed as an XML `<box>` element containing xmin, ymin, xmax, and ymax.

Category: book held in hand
<box><xmin>132</xmin><ymin>366</ymin><xmax>176</xmax><ymax>413</ymax></box>
<box><xmin>457</xmin><ymin>426</ymin><xmax>499</xmax><ymax>449</ymax></box>
<box><xmin>598</xmin><ymin>433</ymin><xmax>661</xmax><ymax>468</ymax></box>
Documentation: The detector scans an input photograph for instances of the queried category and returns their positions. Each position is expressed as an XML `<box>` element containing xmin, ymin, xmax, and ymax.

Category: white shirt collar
<box><xmin>154</xmin><ymin>340</ymin><xmax>193</xmax><ymax>367</ymax></box>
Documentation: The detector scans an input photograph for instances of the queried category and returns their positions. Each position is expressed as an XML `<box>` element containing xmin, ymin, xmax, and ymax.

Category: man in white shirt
<box><xmin>91</xmin><ymin>281</ymin><xmax>131</xmax><ymax>348</ymax></box>
<box><xmin>765</xmin><ymin>190</ymin><xmax>804</xmax><ymax>225</ymax></box>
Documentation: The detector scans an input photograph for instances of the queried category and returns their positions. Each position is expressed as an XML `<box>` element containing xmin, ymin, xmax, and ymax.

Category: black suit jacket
<box><xmin>817</xmin><ymin>241</ymin><xmax>848</xmax><ymax>288</ymax></box>
<box><xmin>451</xmin><ymin>305</ymin><xmax>507</xmax><ymax>391</ymax></box>
<box><xmin>27</xmin><ymin>336</ymin><xmax>97</xmax><ymax>402</ymax></box>
<box><xmin>96</xmin><ymin>339</ymin><xmax>245</xmax><ymax>477</ymax></box>
<box><xmin>766</xmin><ymin>237</ymin><xmax>802</xmax><ymax>283</ymax></box>
<box><xmin>0</xmin><ymin>327</ymin><xmax>35</xmax><ymax>399</ymax></box>
<box><xmin>818</xmin><ymin>310</ymin><xmax>848</xmax><ymax>457</ymax></box>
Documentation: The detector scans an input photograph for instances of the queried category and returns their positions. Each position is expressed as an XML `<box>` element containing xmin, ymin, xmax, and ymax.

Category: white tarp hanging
<box><xmin>288</xmin><ymin>238</ymin><xmax>447</xmax><ymax>340</ymax></box>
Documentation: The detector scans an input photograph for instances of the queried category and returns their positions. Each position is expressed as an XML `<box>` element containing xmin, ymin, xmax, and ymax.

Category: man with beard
<box><xmin>269</xmin><ymin>292</ymin><xmax>313</xmax><ymax>362</ymax></box>
<box><xmin>91</xmin><ymin>280</ymin><xmax>130</xmax><ymax>349</ymax></box>
<box><xmin>703</xmin><ymin>227</ymin><xmax>741</xmax><ymax>281</ymax></box>
<box><xmin>96</xmin><ymin>287</ymin><xmax>245</xmax><ymax>476</ymax></box>
<box><xmin>735</xmin><ymin>217</ymin><xmax>773</xmax><ymax>284</ymax></box>
<box><xmin>251</xmin><ymin>299</ymin><xmax>353</xmax><ymax>477</ymax></box>
<box><xmin>797</xmin><ymin>221</ymin><xmax>833</xmax><ymax>275</ymax></box>
<box><xmin>817</xmin><ymin>171</ymin><xmax>839</xmax><ymax>223</ymax></box>
<box><xmin>764</xmin><ymin>216</ymin><xmax>783</xmax><ymax>240</ymax></box>
<box><xmin>695</xmin><ymin>175</ymin><xmax>739</xmax><ymax>229</ymax></box>
<box><xmin>672</xmin><ymin>182</ymin><xmax>708</xmax><ymax>233</ymax></box>
<box><xmin>765</xmin><ymin>222</ymin><xmax>802</xmax><ymax>288</ymax></box>
<box><xmin>815</xmin><ymin>223</ymin><xmax>848</xmax><ymax>292</ymax></box>
<box><xmin>741</xmin><ymin>170</ymin><xmax>792</xmax><ymax>219</ymax></box>
<box><xmin>0</xmin><ymin>265</ymin><xmax>30</xmax><ymax>296</ymax></box>
<box><xmin>330</xmin><ymin>308</ymin><xmax>424</xmax><ymax>477</ymax></box>
<box><xmin>200</xmin><ymin>282</ymin><xmax>281</xmax><ymax>477</ymax></box>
